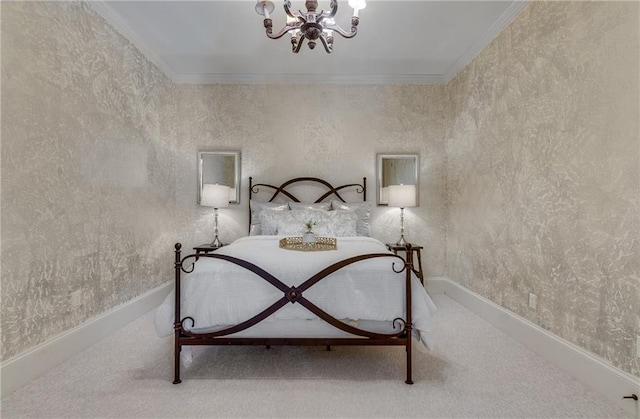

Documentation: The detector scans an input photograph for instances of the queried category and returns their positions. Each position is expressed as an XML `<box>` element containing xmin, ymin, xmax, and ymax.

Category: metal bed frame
<box><xmin>172</xmin><ymin>177</ymin><xmax>416</xmax><ymax>384</ymax></box>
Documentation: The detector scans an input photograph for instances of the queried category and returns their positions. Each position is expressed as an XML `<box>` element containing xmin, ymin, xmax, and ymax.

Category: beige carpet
<box><xmin>0</xmin><ymin>295</ymin><xmax>628</xmax><ymax>418</ymax></box>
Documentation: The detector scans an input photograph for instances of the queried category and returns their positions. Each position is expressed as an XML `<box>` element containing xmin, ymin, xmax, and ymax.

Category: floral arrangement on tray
<box><xmin>303</xmin><ymin>219</ymin><xmax>317</xmax><ymax>243</ymax></box>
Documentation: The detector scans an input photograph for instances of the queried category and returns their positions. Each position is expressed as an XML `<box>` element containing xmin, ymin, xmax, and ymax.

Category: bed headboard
<box><xmin>248</xmin><ymin>176</ymin><xmax>367</xmax><ymax>232</ymax></box>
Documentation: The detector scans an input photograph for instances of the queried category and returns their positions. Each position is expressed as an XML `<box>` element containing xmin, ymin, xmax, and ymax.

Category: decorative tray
<box><xmin>279</xmin><ymin>236</ymin><xmax>337</xmax><ymax>252</ymax></box>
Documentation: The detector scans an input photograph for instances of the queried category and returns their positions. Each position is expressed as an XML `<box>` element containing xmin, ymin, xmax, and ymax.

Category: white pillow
<box><xmin>326</xmin><ymin>210</ymin><xmax>358</xmax><ymax>237</ymax></box>
<box><xmin>258</xmin><ymin>208</ymin><xmax>290</xmax><ymax>235</ymax></box>
<box><xmin>288</xmin><ymin>202</ymin><xmax>331</xmax><ymax>211</ymax></box>
<box><xmin>249</xmin><ymin>200</ymin><xmax>288</xmax><ymax>235</ymax></box>
<box><xmin>330</xmin><ymin>200</ymin><xmax>372</xmax><ymax>236</ymax></box>
<box><xmin>277</xmin><ymin>220</ymin><xmax>308</xmax><ymax>236</ymax></box>
<box><xmin>277</xmin><ymin>219</ymin><xmax>335</xmax><ymax>236</ymax></box>
<box><xmin>276</xmin><ymin>209</ymin><xmax>357</xmax><ymax>237</ymax></box>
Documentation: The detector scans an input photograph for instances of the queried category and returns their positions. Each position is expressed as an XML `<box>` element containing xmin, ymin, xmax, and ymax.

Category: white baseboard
<box><xmin>0</xmin><ymin>281</ymin><xmax>172</xmax><ymax>399</ymax></box>
<box><xmin>438</xmin><ymin>277</ymin><xmax>639</xmax><ymax>418</ymax></box>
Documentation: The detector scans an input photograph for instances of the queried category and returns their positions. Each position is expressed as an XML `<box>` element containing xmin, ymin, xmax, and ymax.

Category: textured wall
<box><xmin>172</xmin><ymin>84</ymin><xmax>448</xmax><ymax>278</ymax></box>
<box><xmin>446</xmin><ymin>1</ymin><xmax>639</xmax><ymax>377</ymax></box>
<box><xmin>1</xmin><ymin>1</ymin><xmax>176</xmax><ymax>361</ymax></box>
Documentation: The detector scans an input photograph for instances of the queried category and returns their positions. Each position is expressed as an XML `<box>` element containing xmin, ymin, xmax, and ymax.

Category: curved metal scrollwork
<box><xmin>392</xmin><ymin>261</ymin><xmax>407</xmax><ymax>274</ymax></box>
<box><xmin>249</xmin><ymin>176</ymin><xmax>366</xmax><ymax>204</ymax></box>
<box><xmin>180</xmin><ymin>316</ymin><xmax>196</xmax><ymax>329</ymax></box>
<box><xmin>180</xmin><ymin>261</ymin><xmax>196</xmax><ymax>274</ymax></box>
<box><xmin>174</xmin><ymin>250</ymin><xmax>196</xmax><ymax>274</ymax></box>
<box><xmin>392</xmin><ymin>317</ymin><xmax>408</xmax><ymax>333</ymax></box>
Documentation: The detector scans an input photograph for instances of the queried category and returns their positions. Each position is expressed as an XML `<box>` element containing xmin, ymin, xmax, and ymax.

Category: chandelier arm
<box><xmin>293</xmin><ymin>34</ymin><xmax>306</xmax><ymax>53</ymax></box>
<box><xmin>283</xmin><ymin>0</ymin><xmax>303</xmax><ymax>19</ymax></box>
<box><xmin>325</xmin><ymin>23</ymin><xmax>357</xmax><ymax>39</ymax></box>
<box><xmin>318</xmin><ymin>34</ymin><xmax>333</xmax><ymax>53</ymax></box>
<box><xmin>266</xmin><ymin>23</ymin><xmax>302</xmax><ymax>40</ymax></box>
<box><xmin>320</xmin><ymin>0</ymin><xmax>338</xmax><ymax>20</ymax></box>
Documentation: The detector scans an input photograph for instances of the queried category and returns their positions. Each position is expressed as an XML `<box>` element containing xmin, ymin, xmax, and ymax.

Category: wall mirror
<box><xmin>198</xmin><ymin>151</ymin><xmax>241</xmax><ymax>204</ymax></box>
<box><xmin>376</xmin><ymin>153</ymin><xmax>419</xmax><ymax>206</ymax></box>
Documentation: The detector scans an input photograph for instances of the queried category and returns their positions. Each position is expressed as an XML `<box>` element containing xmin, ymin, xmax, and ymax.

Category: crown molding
<box><xmin>87</xmin><ymin>0</ymin><xmax>179</xmax><ymax>81</ymax></box>
<box><xmin>172</xmin><ymin>72</ymin><xmax>446</xmax><ymax>85</ymax></box>
<box><xmin>443</xmin><ymin>0</ymin><xmax>531</xmax><ymax>83</ymax></box>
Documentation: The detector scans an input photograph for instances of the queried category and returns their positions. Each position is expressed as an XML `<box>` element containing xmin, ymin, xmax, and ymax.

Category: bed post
<box><xmin>249</xmin><ymin>177</ymin><xmax>253</xmax><ymax>231</ymax></box>
<box><xmin>173</xmin><ymin>243</ymin><xmax>182</xmax><ymax>384</ymax></box>
<box><xmin>362</xmin><ymin>177</ymin><xmax>367</xmax><ymax>201</ymax></box>
<box><xmin>404</xmin><ymin>244</ymin><xmax>414</xmax><ymax>385</ymax></box>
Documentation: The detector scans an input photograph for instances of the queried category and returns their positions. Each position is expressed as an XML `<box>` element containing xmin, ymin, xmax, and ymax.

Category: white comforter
<box><xmin>155</xmin><ymin>236</ymin><xmax>437</xmax><ymax>348</ymax></box>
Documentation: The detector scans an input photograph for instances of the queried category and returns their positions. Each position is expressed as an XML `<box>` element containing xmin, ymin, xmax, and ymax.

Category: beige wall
<box><xmin>2</xmin><ymin>0</ymin><xmax>638</xmax><ymax>380</ymax></box>
<box><xmin>1</xmin><ymin>1</ymin><xmax>176</xmax><ymax>361</ymax></box>
<box><xmin>446</xmin><ymin>1</ymin><xmax>639</xmax><ymax>377</ymax></box>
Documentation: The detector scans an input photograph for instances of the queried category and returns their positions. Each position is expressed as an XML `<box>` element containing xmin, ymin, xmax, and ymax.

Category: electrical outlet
<box><xmin>70</xmin><ymin>290</ymin><xmax>82</xmax><ymax>308</ymax></box>
<box><xmin>528</xmin><ymin>293</ymin><xmax>538</xmax><ymax>310</ymax></box>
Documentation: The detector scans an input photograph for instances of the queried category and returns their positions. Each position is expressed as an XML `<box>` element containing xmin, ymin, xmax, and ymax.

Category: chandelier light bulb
<box><xmin>348</xmin><ymin>0</ymin><xmax>367</xmax><ymax>10</ymax></box>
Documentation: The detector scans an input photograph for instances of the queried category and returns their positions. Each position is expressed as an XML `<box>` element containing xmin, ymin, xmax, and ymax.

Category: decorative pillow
<box><xmin>258</xmin><ymin>208</ymin><xmax>291</xmax><ymax>235</ymax></box>
<box><xmin>277</xmin><ymin>220</ymin><xmax>308</xmax><ymax>236</ymax></box>
<box><xmin>276</xmin><ymin>209</ymin><xmax>357</xmax><ymax>237</ymax></box>
<box><xmin>330</xmin><ymin>200</ymin><xmax>372</xmax><ymax>237</ymax></box>
<box><xmin>275</xmin><ymin>209</ymin><xmax>329</xmax><ymax>235</ymax></box>
<box><xmin>326</xmin><ymin>210</ymin><xmax>358</xmax><ymax>237</ymax></box>
<box><xmin>249</xmin><ymin>200</ymin><xmax>288</xmax><ymax>235</ymax></box>
<box><xmin>288</xmin><ymin>202</ymin><xmax>331</xmax><ymax>211</ymax></box>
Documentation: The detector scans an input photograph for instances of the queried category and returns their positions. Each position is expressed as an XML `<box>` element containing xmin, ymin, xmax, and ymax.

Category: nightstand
<box><xmin>193</xmin><ymin>243</ymin><xmax>223</xmax><ymax>259</ymax></box>
<box><xmin>386</xmin><ymin>243</ymin><xmax>424</xmax><ymax>285</ymax></box>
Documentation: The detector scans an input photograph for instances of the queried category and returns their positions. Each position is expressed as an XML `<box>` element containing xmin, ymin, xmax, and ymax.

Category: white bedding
<box><xmin>155</xmin><ymin>236</ymin><xmax>437</xmax><ymax>348</ymax></box>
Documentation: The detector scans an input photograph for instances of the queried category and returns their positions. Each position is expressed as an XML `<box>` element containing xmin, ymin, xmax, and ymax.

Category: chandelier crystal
<box><xmin>255</xmin><ymin>0</ymin><xmax>366</xmax><ymax>53</ymax></box>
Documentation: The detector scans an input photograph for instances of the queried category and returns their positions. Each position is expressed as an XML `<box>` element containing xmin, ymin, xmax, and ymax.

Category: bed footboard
<box><xmin>172</xmin><ymin>242</ymin><xmax>416</xmax><ymax>384</ymax></box>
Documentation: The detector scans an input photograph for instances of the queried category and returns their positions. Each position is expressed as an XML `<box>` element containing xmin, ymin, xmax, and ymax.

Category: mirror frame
<box><xmin>376</xmin><ymin>153</ymin><xmax>419</xmax><ymax>206</ymax></box>
<box><xmin>198</xmin><ymin>150</ymin><xmax>241</xmax><ymax>204</ymax></box>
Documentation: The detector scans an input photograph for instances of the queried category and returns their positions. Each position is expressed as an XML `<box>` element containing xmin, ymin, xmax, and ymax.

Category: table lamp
<box><xmin>388</xmin><ymin>184</ymin><xmax>417</xmax><ymax>246</ymax></box>
<box><xmin>201</xmin><ymin>183</ymin><xmax>230</xmax><ymax>247</ymax></box>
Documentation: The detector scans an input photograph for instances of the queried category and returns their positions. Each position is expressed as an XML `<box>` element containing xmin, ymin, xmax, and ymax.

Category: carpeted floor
<box><xmin>0</xmin><ymin>295</ymin><xmax>628</xmax><ymax>418</ymax></box>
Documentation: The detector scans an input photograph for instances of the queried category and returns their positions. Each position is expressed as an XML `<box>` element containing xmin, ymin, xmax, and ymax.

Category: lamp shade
<box><xmin>201</xmin><ymin>184</ymin><xmax>230</xmax><ymax>208</ymax></box>
<box><xmin>388</xmin><ymin>184</ymin><xmax>417</xmax><ymax>208</ymax></box>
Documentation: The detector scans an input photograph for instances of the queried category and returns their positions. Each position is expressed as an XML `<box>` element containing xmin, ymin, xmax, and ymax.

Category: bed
<box><xmin>155</xmin><ymin>177</ymin><xmax>437</xmax><ymax>384</ymax></box>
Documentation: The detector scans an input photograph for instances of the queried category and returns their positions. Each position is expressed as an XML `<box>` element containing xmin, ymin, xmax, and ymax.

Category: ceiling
<box><xmin>89</xmin><ymin>0</ymin><xmax>530</xmax><ymax>84</ymax></box>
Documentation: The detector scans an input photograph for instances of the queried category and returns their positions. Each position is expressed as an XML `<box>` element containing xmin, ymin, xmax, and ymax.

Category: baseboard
<box><xmin>440</xmin><ymin>277</ymin><xmax>639</xmax><ymax>418</ymax></box>
<box><xmin>0</xmin><ymin>281</ymin><xmax>172</xmax><ymax>399</ymax></box>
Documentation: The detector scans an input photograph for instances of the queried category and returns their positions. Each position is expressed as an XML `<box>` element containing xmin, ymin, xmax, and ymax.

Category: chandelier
<box><xmin>255</xmin><ymin>0</ymin><xmax>366</xmax><ymax>53</ymax></box>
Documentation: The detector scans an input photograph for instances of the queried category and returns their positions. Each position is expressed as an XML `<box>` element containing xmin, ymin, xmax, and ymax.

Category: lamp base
<box><xmin>210</xmin><ymin>235</ymin><xmax>224</xmax><ymax>248</ymax></box>
<box><xmin>396</xmin><ymin>235</ymin><xmax>409</xmax><ymax>247</ymax></box>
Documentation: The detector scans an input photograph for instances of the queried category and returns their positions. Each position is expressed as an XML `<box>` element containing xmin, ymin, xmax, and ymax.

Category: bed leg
<box><xmin>266</xmin><ymin>345</ymin><xmax>271</xmax><ymax>349</ymax></box>
<box><xmin>326</xmin><ymin>345</ymin><xmax>331</xmax><ymax>351</ymax></box>
<box><xmin>405</xmin><ymin>338</ymin><xmax>413</xmax><ymax>385</ymax></box>
<box><xmin>173</xmin><ymin>336</ymin><xmax>182</xmax><ymax>384</ymax></box>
